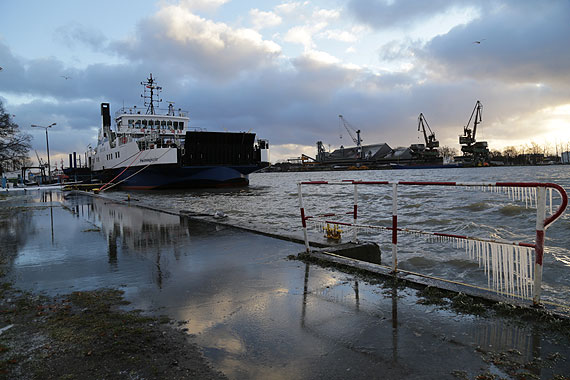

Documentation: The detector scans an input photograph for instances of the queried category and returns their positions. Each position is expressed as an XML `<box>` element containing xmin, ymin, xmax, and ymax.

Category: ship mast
<box><xmin>141</xmin><ymin>73</ymin><xmax>162</xmax><ymax>115</ymax></box>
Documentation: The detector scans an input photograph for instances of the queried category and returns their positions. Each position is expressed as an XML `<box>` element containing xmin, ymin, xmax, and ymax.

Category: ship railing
<box><xmin>115</xmin><ymin>106</ymin><xmax>189</xmax><ymax>118</ymax></box>
<box><xmin>297</xmin><ymin>180</ymin><xmax>568</xmax><ymax>305</ymax></box>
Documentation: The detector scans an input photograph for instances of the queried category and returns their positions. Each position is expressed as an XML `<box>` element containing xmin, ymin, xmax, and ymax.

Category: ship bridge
<box><xmin>114</xmin><ymin>107</ymin><xmax>189</xmax><ymax>137</ymax></box>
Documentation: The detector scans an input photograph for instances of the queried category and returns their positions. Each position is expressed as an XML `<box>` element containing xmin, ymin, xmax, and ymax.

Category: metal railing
<box><xmin>297</xmin><ymin>180</ymin><xmax>568</xmax><ymax>305</ymax></box>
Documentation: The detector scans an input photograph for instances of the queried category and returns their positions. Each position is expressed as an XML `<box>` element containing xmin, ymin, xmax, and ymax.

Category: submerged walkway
<box><xmin>2</xmin><ymin>189</ymin><xmax>569</xmax><ymax>379</ymax></box>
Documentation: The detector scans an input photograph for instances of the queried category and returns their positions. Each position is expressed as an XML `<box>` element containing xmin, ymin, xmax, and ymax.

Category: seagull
<box><xmin>473</xmin><ymin>39</ymin><xmax>486</xmax><ymax>44</ymax></box>
<box><xmin>60</xmin><ymin>75</ymin><xmax>72</xmax><ymax>80</ymax></box>
<box><xmin>0</xmin><ymin>66</ymin><xmax>3</xmax><ymax>71</ymax></box>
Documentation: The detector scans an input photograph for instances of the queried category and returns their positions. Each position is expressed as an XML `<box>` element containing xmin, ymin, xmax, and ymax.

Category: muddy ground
<box><xmin>0</xmin><ymin>282</ymin><xmax>227</xmax><ymax>380</ymax></box>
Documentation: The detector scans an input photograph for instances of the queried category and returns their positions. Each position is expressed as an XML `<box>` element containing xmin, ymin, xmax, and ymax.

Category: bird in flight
<box><xmin>473</xmin><ymin>39</ymin><xmax>486</xmax><ymax>44</ymax></box>
<box><xmin>60</xmin><ymin>75</ymin><xmax>72</xmax><ymax>80</ymax></box>
<box><xmin>0</xmin><ymin>66</ymin><xmax>3</xmax><ymax>71</ymax></box>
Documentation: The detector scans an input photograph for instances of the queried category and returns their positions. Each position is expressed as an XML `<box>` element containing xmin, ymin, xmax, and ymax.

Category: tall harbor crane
<box><xmin>459</xmin><ymin>100</ymin><xmax>489</xmax><ymax>164</ymax></box>
<box><xmin>418</xmin><ymin>113</ymin><xmax>439</xmax><ymax>150</ymax></box>
<box><xmin>338</xmin><ymin>115</ymin><xmax>363</xmax><ymax>159</ymax></box>
<box><xmin>411</xmin><ymin>113</ymin><xmax>440</xmax><ymax>160</ymax></box>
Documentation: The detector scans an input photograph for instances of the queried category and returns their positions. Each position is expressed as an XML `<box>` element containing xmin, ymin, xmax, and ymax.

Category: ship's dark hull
<box><xmin>95</xmin><ymin>163</ymin><xmax>266</xmax><ymax>190</ymax></box>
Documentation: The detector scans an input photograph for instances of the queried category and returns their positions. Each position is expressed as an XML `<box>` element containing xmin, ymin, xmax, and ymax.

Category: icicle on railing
<box><xmin>424</xmin><ymin>233</ymin><xmax>534</xmax><ymax>299</ymax></box>
<box><xmin>477</xmin><ymin>185</ymin><xmax>541</xmax><ymax>209</ymax></box>
<box><xmin>474</xmin><ymin>184</ymin><xmax>560</xmax><ymax>214</ymax></box>
<box><xmin>466</xmin><ymin>240</ymin><xmax>534</xmax><ymax>299</ymax></box>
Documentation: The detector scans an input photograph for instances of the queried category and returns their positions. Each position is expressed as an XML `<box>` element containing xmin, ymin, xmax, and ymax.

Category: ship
<box><xmin>86</xmin><ymin>74</ymin><xmax>269</xmax><ymax>190</ymax></box>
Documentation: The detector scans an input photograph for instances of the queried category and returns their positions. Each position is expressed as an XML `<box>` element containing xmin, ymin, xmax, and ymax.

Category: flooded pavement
<box><xmin>1</xmin><ymin>190</ymin><xmax>569</xmax><ymax>379</ymax></box>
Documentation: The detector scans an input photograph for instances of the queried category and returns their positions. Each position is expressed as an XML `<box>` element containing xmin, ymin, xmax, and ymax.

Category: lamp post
<box><xmin>31</xmin><ymin>123</ymin><xmax>56</xmax><ymax>183</ymax></box>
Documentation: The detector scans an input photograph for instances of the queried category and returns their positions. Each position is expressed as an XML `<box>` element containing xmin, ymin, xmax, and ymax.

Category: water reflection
<box><xmin>294</xmin><ymin>263</ymin><xmax>567</xmax><ymax>379</ymax></box>
<box><xmin>88</xmin><ymin>197</ymin><xmax>191</xmax><ymax>288</ymax></box>
<box><xmin>301</xmin><ymin>264</ymin><xmax>401</xmax><ymax>365</ymax></box>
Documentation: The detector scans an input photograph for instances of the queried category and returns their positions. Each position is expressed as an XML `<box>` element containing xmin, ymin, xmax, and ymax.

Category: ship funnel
<box><xmin>101</xmin><ymin>103</ymin><xmax>111</xmax><ymax>127</ymax></box>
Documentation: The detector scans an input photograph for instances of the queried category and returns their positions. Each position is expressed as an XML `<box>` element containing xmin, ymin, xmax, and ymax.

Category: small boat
<box><xmin>87</xmin><ymin>74</ymin><xmax>269</xmax><ymax>190</ymax></box>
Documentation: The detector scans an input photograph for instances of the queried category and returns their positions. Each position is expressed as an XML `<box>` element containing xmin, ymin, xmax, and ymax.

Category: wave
<box><xmin>499</xmin><ymin>204</ymin><xmax>526</xmax><ymax>216</ymax></box>
<box><xmin>464</xmin><ymin>202</ymin><xmax>491</xmax><ymax>212</ymax></box>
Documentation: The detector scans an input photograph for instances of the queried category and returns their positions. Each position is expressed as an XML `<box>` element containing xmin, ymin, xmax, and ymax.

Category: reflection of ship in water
<box><xmin>90</xmin><ymin>197</ymin><xmax>190</xmax><ymax>287</ymax></box>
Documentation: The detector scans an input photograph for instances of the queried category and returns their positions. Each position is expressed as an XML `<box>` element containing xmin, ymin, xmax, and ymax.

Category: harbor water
<box><xmin>105</xmin><ymin>165</ymin><xmax>570</xmax><ymax>307</ymax></box>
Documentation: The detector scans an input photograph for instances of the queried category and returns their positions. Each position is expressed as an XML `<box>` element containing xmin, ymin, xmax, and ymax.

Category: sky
<box><xmin>1</xmin><ymin>0</ymin><xmax>569</xmax><ymax>165</ymax></box>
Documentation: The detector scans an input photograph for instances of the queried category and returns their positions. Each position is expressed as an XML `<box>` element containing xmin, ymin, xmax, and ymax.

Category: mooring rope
<box><xmin>99</xmin><ymin>149</ymin><xmax>145</xmax><ymax>192</ymax></box>
<box><xmin>100</xmin><ymin>148</ymin><xmax>174</xmax><ymax>192</ymax></box>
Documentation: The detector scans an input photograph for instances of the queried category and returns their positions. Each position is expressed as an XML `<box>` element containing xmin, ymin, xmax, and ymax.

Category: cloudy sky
<box><xmin>1</xmin><ymin>0</ymin><xmax>569</xmax><ymax>164</ymax></box>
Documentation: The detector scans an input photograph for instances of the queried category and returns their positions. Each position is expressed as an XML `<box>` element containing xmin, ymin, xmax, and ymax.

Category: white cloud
<box><xmin>284</xmin><ymin>22</ymin><xmax>328</xmax><ymax>49</ymax></box>
<box><xmin>116</xmin><ymin>5</ymin><xmax>282</xmax><ymax>79</ymax></box>
<box><xmin>284</xmin><ymin>25</ymin><xmax>314</xmax><ymax>49</ymax></box>
<box><xmin>321</xmin><ymin>29</ymin><xmax>358</xmax><ymax>43</ymax></box>
<box><xmin>275</xmin><ymin>2</ymin><xmax>305</xmax><ymax>15</ymax></box>
<box><xmin>303</xmin><ymin>49</ymin><xmax>340</xmax><ymax>65</ymax></box>
<box><xmin>178</xmin><ymin>0</ymin><xmax>229</xmax><ymax>12</ymax></box>
<box><xmin>312</xmin><ymin>8</ymin><xmax>340</xmax><ymax>21</ymax></box>
<box><xmin>250</xmin><ymin>9</ymin><xmax>282</xmax><ymax>30</ymax></box>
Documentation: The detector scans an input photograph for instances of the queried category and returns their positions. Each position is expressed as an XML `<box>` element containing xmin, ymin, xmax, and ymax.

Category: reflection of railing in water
<box><xmin>297</xmin><ymin>181</ymin><xmax>568</xmax><ymax>305</ymax></box>
<box><xmin>300</xmin><ymin>263</ymin><xmax>400</xmax><ymax>364</ymax></box>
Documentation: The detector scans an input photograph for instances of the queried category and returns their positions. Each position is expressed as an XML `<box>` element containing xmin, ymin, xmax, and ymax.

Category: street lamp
<box><xmin>31</xmin><ymin>123</ymin><xmax>56</xmax><ymax>183</ymax></box>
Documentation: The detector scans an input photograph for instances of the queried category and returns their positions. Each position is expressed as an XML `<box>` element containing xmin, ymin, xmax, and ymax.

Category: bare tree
<box><xmin>439</xmin><ymin>146</ymin><xmax>457</xmax><ymax>158</ymax></box>
<box><xmin>503</xmin><ymin>146</ymin><xmax>518</xmax><ymax>158</ymax></box>
<box><xmin>529</xmin><ymin>141</ymin><xmax>542</xmax><ymax>155</ymax></box>
<box><xmin>0</xmin><ymin>101</ymin><xmax>31</xmax><ymax>175</ymax></box>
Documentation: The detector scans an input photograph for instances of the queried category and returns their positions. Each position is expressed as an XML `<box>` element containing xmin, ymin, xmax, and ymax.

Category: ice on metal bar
<box><xmin>465</xmin><ymin>239</ymin><xmax>533</xmax><ymax>298</ymax></box>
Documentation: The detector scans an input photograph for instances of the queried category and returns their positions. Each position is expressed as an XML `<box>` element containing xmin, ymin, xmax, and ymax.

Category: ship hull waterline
<box><xmin>94</xmin><ymin>164</ymin><xmax>264</xmax><ymax>190</ymax></box>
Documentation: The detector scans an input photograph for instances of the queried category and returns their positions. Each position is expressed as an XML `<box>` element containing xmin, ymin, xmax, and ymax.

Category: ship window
<box><xmin>142</xmin><ymin>120</ymin><xmax>147</xmax><ymax>127</ymax></box>
<box><xmin>173</xmin><ymin>121</ymin><xmax>179</xmax><ymax>129</ymax></box>
<box><xmin>179</xmin><ymin>122</ymin><xmax>184</xmax><ymax>130</ymax></box>
<box><xmin>161</xmin><ymin>120</ymin><xmax>166</xmax><ymax>129</ymax></box>
<box><xmin>167</xmin><ymin>120</ymin><xmax>172</xmax><ymax>128</ymax></box>
<box><xmin>135</xmin><ymin>120</ymin><xmax>141</xmax><ymax>128</ymax></box>
<box><xmin>148</xmin><ymin>120</ymin><xmax>154</xmax><ymax>128</ymax></box>
<box><xmin>128</xmin><ymin>119</ymin><xmax>134</xmax><ymax>128</ymax></box>
<box><xmin>156</xmin><ymin>120</ymin><xmax>161</xmax><ymax>129</ymax></box>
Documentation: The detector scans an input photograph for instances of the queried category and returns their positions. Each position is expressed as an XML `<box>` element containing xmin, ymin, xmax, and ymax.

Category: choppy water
<box><xmin>106</xmin><ymin>165</ymin><xmax>570</xmax><ymax>306</ymax></box>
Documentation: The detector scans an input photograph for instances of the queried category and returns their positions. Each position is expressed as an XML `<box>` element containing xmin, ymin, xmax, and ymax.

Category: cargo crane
<box><xmin>459</xmin><ymin>100</ymin><xmax>489</xmax><ymax>165</ymax></box>
<box><xmin>338</xmin><ymin>115</ymin><xmax>363</xmax><ymax>159</ymax></box>
<box><xmin>418</xmin><ymin>113</ymin><xmax>439</xmax><ymax>151</ymax></box>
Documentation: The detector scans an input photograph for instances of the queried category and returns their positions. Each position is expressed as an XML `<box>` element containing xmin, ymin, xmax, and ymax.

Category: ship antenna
<box><xmin>141</xmin><ymin>73</ymin><xmax>162</xmax><ymax>115</ymax></box>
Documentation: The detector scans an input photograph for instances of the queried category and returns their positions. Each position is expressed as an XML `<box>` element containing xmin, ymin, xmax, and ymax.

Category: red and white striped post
<box><xmin>298</xmin><ymin>182</ymin><xmax>310</xmax><ymax>253</ymax></box>
<box><xmin>533</xmin><ymin>186</ymin><xmax>546</xmax><ymax>305</ymax></box>
<box><xmin>391</xmin><ymin>182</ymin><xmax>398</xmax><ymax>272</ymax></box>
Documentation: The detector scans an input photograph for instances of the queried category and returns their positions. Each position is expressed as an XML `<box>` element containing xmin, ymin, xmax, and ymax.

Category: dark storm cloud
<box><xmin>419</xmin><ymin>1</ymin><xmax>570</xmax><ymax>86</ymax></box>
<box><xmin>347</xmin><ymin>0</ymin><xmax>473</xmax><ymax>29</ymax></box>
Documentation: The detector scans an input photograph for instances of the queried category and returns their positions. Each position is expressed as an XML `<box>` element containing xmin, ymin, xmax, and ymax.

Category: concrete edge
<box><xmin>305</xmin><ymin>249</ymin><xmax>570</xmax><ymax>319</ymax></box>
